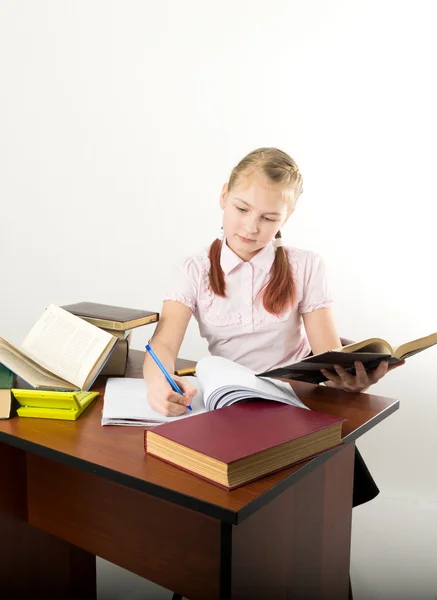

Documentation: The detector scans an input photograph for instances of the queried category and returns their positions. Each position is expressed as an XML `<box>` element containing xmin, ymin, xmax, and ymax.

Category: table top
<box><xmin>0</xmin><ymin>350</ymin><xmax>399</xmax><ymax>524</ymax></box>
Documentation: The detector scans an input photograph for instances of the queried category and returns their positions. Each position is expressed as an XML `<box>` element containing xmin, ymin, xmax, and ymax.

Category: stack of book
<box><xmin>0</xmin><ymin>303</ymin><xmax>158</xmax><ymax>420</ymax></box>
<box><xmin>61</xmin><ymin>302</ymin><xmax>159</xmax><ymax>377</ymax></box>
<box><xmin>0</xmin><ymin>304</ymin><xmax>118</xmax><ymax>392</ymax></box>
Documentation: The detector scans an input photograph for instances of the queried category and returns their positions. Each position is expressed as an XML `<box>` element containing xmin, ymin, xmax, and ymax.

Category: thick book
<box><xmin>0</xmin><ymin>305</ymin><xmax>118</xmax><ymax>391</ymax></box>
<box><xmin>101</xmin><ymin>328</ymin><xmax>131</xmax><ymax>339</ymax></box>
<box><xmin>61</xmin><ymin>302</ymin><xmax>159</xmax><ymax>331</ymax></box>
<box><xmin>0</xmin><ymin>364</ymin><xmax>15</xmax><ymax>419</ymax></box>
<box><xmin>100</xmin><ymin>337</ymin><xmax>130</xmax><ymax>376</ymax></box>
<box><xmin>102</xmin><ymin>355</ymin><xmax>307</xmax><ymax>426</ymax></box>
<box><xmin>258</xmin><ymin>332</ymin><xmax>437</xmax><ymax>384</ymax></box>
<box><xmin>144</xmin><ymin>401</ymin><xmax>345</xmax><ymax>490</ymax></box>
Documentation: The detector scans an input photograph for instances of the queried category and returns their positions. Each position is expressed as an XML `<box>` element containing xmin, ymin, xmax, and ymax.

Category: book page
<box><xmin>196</xmin><ymin>356</ymin><xmax>306</xmax><ymax>410</ymax></box>
<box><xmin>0</xmin><ymin>338</ymin><xmax>75</xmax><ymax>390</ymax></box>
<box><xmin>102</xmin><ymin>377</ymin><xmax>205</xmax><ymax>425</ymax></box>
<box><xmin>395</xmin><ymin>332</ymin><xmax>437</xmax><ymax>359</ymax></box>
<box><xmin>340</xmin><ymin>338</ymin><xmax>393</xmax><ymax>355</ymax></box>
<box><xmin>21</xmin><ymin>305</ymin><xmax>115</xmax><ymax>388</ymax></box>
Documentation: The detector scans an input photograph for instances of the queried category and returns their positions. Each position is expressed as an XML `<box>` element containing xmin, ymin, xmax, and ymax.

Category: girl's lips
<box><xmin>238</xmin><ymin>235</ymin><xmax>256</xmax><ymax>243</ymax></box>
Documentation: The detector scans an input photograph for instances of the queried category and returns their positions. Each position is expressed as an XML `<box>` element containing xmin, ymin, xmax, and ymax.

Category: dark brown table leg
<box><xmin>0</xmin><ymin>442</ymin><xmax>96</xmax><ymax>599</ymax></box>
<box><xmin>228</xmin><ymin>443</ymin><xmax>355</xmax><ymax>599</ymax></box>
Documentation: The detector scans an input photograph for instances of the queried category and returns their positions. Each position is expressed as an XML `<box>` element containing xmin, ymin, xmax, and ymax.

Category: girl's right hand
<box><xmin>147</xmin><ymin>375</ymin><xmax>197</xmax><ymax>417</ymax></box>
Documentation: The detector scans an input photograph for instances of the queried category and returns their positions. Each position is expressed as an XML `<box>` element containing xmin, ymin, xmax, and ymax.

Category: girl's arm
<box><xmin>302</xmin><ymin>307</ymin><xmax>342</xmax><ymax>355</ymax></box>
<box><xmin>143</xmin><ymin>300</ymin><xmax>192</xmax><ymax>376</ymax></box>
<box><xmin>302</xmin><ymin>307</ymin><xmax>404</xmax><ymax>392</ymax></box>
<box><xmin>143</xmin><ymin>300</ymin><xmax>197</xmax><ymax>416</ymax></box>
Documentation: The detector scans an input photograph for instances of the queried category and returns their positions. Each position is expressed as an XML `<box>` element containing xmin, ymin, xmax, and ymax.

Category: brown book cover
<box><xmin>61</xmin><ymin>302</ymin><xmax>159</xmax><ymax>331</ymax></box>
<box><xmin>145</xmin><ymin>401</ymin><xmax>345</xmax><ymax>490</ymax></box>
<box><xmin>100</xmin><ymin>338</ymin><xmax>130</xmax><ymax>376</ymax></box>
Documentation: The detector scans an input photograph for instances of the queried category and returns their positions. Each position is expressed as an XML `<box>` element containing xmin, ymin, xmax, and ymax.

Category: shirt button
<box><xmin>243</xmin><ymin>317</ymin><xmax>250</xmax><ymax>324</ymax></box>
<box><xmin>245</xmin><ymin>281</ymin><xmax>250</xmax><ymax>287</ymax></box>
<box><xmin>244</xmin><ymin>299</ymin><xmax>251</xmax><ymax>305</ymax></box>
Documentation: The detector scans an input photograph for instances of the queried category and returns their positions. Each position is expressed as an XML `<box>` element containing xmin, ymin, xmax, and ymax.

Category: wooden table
<box><xmin>0</xmin><ymin>350</ymin><xmax>399</xmax><ymax>600</ymax></box>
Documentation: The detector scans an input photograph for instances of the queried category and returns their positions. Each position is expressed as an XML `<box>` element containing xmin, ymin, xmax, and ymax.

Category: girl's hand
<box><xmin>147</xmin><ymin>375</ymin><xmax>198</xmax><ymax>416</ymax></box>
<box><xmin>321</xmin><ymin>359</ymin><xmax>406</xmax><ymax>393</ymax></box>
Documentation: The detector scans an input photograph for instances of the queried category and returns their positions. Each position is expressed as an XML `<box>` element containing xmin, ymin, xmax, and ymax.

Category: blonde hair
<box><xmin>228</xmin><ymin>147</ymin><xmax>303</xmax><ymax>206</ymax></box>
<box><xmin>209</xmin><ymin>147</ymin><xmax>303</xmax><ymax>315</ymax></box>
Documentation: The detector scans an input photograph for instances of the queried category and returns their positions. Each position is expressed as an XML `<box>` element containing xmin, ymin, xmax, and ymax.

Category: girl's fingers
<box><xmin>387</xmin><ymin>359</ymin><xmax>406</xmax><ymax>372</ymax></box>
<box><xmin>353</xmin><ymin>361</ymin><xmax>368</xmax><ymax>387</ymax></box>
<box><xmin>321</xmin><ymin>368</ymin><xmax>342</xmax><ymax>385</ymax></box>
<box><xmin>368</xmin><ymin>360</ymin><xmax>389</xmax><ymax>384</ymax></box>
<box><xmin>333</xmin><ymin>364</ymin><xmax>356</xmax><ymax>386</ymax></box>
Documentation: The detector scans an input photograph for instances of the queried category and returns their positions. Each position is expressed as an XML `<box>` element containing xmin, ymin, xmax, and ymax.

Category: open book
<box><xmin>102</xmin><ymin>355</ymin><xmax>307</xmax><ymax>426</ymax></box>
<box><xmin>258</xmin><ymin>332</ymin><xmax>437</xmax><ymax>384</ymax></box>
<box><xmin>0</xmin><ymin>305</ymin><xmax>118</xmax><ymax>391</ymax></box>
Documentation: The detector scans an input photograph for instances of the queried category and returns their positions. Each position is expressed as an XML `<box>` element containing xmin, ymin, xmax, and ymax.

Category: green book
<box><xmin>0</xmin><ymin>364</ymin><xmax>15</xmax><ymax>419</ymax></box>
<box><xmin>0</xmin><ymin>364</ymin><xmax>14</xmax><ymax>388</ymax></box>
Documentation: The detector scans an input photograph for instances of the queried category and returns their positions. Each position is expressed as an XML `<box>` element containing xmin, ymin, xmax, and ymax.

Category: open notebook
<box><xmin>102</xmin><ymin>355</ymin><xmax>306</xmax><ymax>426</ymax></box>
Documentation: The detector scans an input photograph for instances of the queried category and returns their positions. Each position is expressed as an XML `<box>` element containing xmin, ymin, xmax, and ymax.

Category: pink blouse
<box><xmin>164</xmin><ymin>241</ymin><xmax>333</xmax><ymax>373</ymax></box>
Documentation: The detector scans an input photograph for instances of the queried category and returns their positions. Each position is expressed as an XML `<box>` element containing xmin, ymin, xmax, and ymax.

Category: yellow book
<box><xmin>12</xmin><ymin>389</ymin><xmax>99</xmax><ymax>420</ymax></box>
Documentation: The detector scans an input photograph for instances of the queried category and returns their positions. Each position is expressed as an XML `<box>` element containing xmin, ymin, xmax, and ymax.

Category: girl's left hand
<box><xmin>321</xmin><ymin>359</ymin><xmax>406</xmax><ymax>393</ymax></box>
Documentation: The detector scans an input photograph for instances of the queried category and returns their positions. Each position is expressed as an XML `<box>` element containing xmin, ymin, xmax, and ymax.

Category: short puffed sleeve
<box><xmin>298</xmin><ymin>251</ymin><xmax>333</xmax><ymax>314</ymax></box>
<box><xmin>163</xmin><ymin>256</ymin><xmax>202</xmax><ymax>313</ymax></box>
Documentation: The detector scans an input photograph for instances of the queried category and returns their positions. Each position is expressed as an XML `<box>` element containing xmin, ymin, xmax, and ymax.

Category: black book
<box><xmin>257</xmin><ymin>332</ymin><xmax>437</xmax><ymax>384</ymax></box>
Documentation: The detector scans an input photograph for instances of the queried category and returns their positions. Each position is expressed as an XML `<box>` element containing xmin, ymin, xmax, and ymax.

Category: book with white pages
<box><xmin>102</xmin><ymin>355</ymin><xmax>307</xmax><ymax>426</ymax></box>
<box><xmin>0</xmin><ymin>305</ymin><xmax>118</xmax><ymax>391</ymax></box>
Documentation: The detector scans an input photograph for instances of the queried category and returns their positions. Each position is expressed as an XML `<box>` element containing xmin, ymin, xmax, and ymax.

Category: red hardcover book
<box><xmin>145</xmin><ymin>401</ymin><xmax>345</xmax><ymax>490</ymax></box>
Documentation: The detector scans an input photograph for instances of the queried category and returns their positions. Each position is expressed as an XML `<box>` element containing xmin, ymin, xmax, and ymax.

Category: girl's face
<box><xmin>220</xmin><ymin>176</ymin><xmax>295</xmax><ymax>262</ymax></box>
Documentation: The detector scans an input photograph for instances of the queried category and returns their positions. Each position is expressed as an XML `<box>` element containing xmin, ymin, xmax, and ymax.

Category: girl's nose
<box><xmin>245</xmin><ymin>217</ymin><xmax>258</xmax><ymax>233</ymax></box>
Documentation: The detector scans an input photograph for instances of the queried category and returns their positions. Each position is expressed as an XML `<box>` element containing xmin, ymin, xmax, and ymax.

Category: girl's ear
<box><xmin>219</xmin><ymin>183</ymin><xmax>229</xmax><ymax>209</ymax></box>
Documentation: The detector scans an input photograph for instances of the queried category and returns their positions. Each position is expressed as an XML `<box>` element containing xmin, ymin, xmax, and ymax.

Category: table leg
<box><xmin>0</xmin><ymin>442</ymin><xmax>96</xmax><ymax>599</ymax></box>
<box><xmin>228</xmin><ymin>443</ymin><xmax>355</xmax><ymax>599</ymax></box>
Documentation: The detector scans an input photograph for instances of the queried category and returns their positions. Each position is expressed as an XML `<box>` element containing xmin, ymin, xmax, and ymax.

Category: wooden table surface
<box><xmin>0</xmin><ymin>350</ymin><xmax>399</xmax><ymax>524</ymax></box>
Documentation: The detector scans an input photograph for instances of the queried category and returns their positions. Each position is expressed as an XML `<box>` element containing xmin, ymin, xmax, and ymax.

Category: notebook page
<box><xmin>102</xmin><ymin>377</ymin><xmax>206</xmax><ymax>426</ymax></box>
<box><xmin>21</xmin><ymin>305</ymin><xmax>114</xmax><ymax>388</ymax></box>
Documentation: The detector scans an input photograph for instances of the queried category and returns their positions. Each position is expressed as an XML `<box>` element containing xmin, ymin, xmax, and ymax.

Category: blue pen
<box><xmin>145</xmin><ymin>344</ymin><xmax>192</xmax><ymax>410</ymax></box>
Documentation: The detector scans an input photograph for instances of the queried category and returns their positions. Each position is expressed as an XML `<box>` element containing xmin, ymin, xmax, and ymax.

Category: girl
<box><xmin>143</xmin><ymin>148</ymin><xmax>403</xmax><ymax>506</ymax></box>
<box><xmin>144</xmin><ymin>147</ymin><xmax>406</xmax><ymax>510</ymax></box>
<box><xmin>143</xmin><ymin>147</ymin><xmax>404</xmax><ymax>419</ymax></box>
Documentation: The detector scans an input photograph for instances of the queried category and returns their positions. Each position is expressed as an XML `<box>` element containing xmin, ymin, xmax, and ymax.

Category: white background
<box><xmin>1</xmin><ymin>0</ymin><xmax>436</xmax><ymax>501</ymax></box>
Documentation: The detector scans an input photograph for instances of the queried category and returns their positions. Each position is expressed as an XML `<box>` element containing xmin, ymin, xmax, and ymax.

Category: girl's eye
<box><xmin>263</xmin><ymin>217</ymin><xmax>275</xmax><ymax>222</ymax></box>
<box><xmin>236</xmin><ymin>207</ymin><xmax>248</xmax><ymax>213</ymax></box>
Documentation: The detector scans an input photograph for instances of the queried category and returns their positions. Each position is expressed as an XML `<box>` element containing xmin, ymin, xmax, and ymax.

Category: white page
<box><xmin>102</xmin><ymin>357</ymin><xmax>306</xmax><ymax>427</ymax></box>
<box><xmin>102</xmin><ymin>376</ymin><xmax>206</xmax><ymax>426</ymax></box>
<box><xmin>21</xmin><ymin>304</ymin><xmax>114</xmax><ymax>388</ymax></box>
<box><xmin>0</xmin><ymin>338</ymin><xmax>74</xmax><ymax>390</ymax></box>
<box><xmin>195</xmin><ymin>356</ymin><xmax>306</xmax><ymax>410</ymax></box>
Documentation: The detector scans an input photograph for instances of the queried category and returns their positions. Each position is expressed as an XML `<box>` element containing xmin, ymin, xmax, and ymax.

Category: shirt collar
<box><xmin>220</xmin><ymin>240</ymin><xmax>276</xmax><ymax>275</ymax></box>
